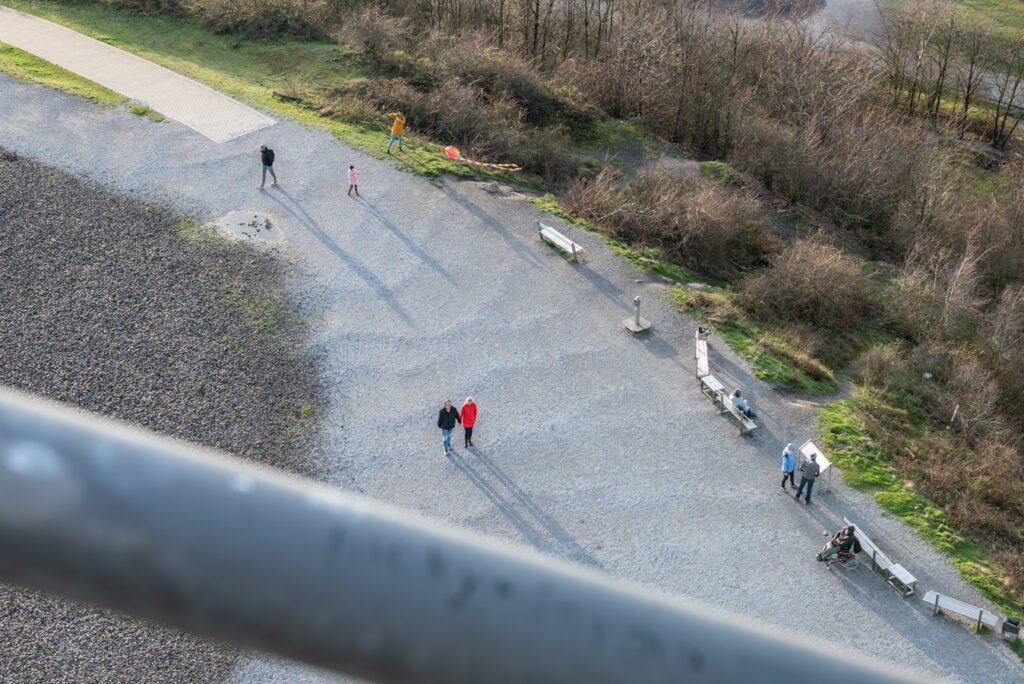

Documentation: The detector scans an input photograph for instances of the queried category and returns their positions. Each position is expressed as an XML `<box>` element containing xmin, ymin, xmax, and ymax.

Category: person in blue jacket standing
<box><xmin>781</xmin><ymin>443</ymin><xmax>796</xmax><ymax>490</ymax></box>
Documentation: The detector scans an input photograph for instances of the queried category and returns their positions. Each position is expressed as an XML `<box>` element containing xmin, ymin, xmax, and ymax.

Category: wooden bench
<box><xmin>842</xmin><ymin>517</ymin><xmax>917</xmax><ymax>597</ymax></box>
<box><xmin>699</xmin><ymin>374</ymin><xmax>724</xmax><ymax>408</ymax></box>
<box><xmin>537</xmin><ymin>221</ymin><xmax>584</xmax><ymax>262</ymax></box>
<box><xmin>720</xmin><ymin>395</ymin><xmax>757</xmax><ymax>435</ymax></box>
<box><xmin>922</xmin><ymin>590</ymin><xmax>1000</xmax><ymax>633</ymax></box>
<box><xmin>694</xmin><ymin>329</ymin><xmax>710</xmax><ymax>378</ymax></box>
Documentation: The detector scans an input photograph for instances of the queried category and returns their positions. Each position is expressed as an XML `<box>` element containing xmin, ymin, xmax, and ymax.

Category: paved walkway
<box><xmin>1</xmin><ymin>55</ymin><xmax>1022</xmax><ymax>683</ymax></box>
<box><xmin>0</xmin><ymin>6</ymin><xmax>274</xmax><ymax>142</ymax></box>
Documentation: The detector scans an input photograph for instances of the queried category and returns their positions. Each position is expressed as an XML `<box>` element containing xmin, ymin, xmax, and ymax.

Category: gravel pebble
<box><xmin>0</xmin><ymin>149</ymin><xmax>324</xmax><ymax>683</ymax></box>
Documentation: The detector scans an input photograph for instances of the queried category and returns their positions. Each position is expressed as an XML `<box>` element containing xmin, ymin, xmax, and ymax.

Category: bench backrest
<box><xmin>695</xmin><ymin>333</ymin><xmax>709</xmax><ymax>377</ymax></box>
<box><xmin>797</xmin><ymin>440</ymin><xmax>831</xmax><ymax>476</ymax></box>
<box><xmin>843</xmin><ymin>517</ymin><xmax>893</xmax><ymax>570</ymax></box>
<box><xmin>922</xmin><ymin>591</ymin><xmax>1000</xmax><ymax>627</ymax></box>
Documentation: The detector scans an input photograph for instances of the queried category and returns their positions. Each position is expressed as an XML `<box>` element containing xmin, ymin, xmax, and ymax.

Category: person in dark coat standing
<box><xmin>781</xmin><ymin>443</ymin><xmax>796</xmax><ymax>490</ymax></box>
<box><xmin>258</xmin><ymin>145</ymin><xmax>277</xmax><ymax>188</ymax></box>
<box><xmin>437</xmin><ymin>399</ymin><xmax>461</xmax><ymax>454</ymax></box>
<box><xmin>794</xmin><ymin>453</ymin><xmax>820</xmax><ymax>505</ymax></box>
<box><xmin>460</xmin><ymin>397</ymin><xmax>477</xmax><ymax>448</ymax></box>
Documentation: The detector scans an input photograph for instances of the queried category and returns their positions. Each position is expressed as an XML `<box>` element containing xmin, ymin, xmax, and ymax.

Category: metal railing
<box><xmin>0</xmin><ymin>389</ymin><xmax>924</xmax><ymax>683</ymax></box>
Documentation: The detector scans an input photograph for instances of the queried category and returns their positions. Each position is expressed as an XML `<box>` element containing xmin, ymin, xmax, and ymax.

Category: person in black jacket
<box><xmin>437</xmin><ymin>399</ymin><xmax>461</xmax><ymax>454</ymax></box>
<box><xmin>258</xmin><ymin>145</ymin><xmax>277</xmax><ymax>188</ymax></box>
<box><xmin>817</xmin><ymin>525</ymin><xmax>861</xmax><ymax>563</ymax></box>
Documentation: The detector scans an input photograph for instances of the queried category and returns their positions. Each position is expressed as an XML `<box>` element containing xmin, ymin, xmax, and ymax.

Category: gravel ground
<box><xmin>0</xmin><ymin>147</ymin><xmax>324</xmax><ymax>681</ymax></box>
<box><xmin>2</xmin><ymin>70</ymin><xmax>1023</xmax><ymax>683</ymax></box>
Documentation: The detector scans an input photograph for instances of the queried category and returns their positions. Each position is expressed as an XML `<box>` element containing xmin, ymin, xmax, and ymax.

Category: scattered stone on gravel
<box><xmin>0</xmin><ymin>149</ymin><xmax>325</xmax><ymax>683</ymax></box>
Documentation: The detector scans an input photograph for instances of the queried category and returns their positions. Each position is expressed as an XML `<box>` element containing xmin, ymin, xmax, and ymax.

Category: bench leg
<box><xmin>977</xmin><ymin>610</ymin><xmax>984</xmax><ymax>634</ymax></box>
<box><xmin>933</xmin><ymin>594</ymin><xmax>940</xmax><ymax>616</ymax></box>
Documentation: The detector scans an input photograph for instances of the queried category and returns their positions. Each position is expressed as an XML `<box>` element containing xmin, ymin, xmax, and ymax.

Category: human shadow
<box><xmin>439</xmin><ymin>183</ymin><xmax>544</xmax><ymax>268</ymax></box>
<box><xmin>472</xmin><ymin>446</ymin><xmax>601</xmax><ymax>568</ymax></box>
<box><xmin>358</xmin><ymin>198</ymin><xmax>456</xmax><ymax>286</ymax></box>
<box><xmin>446</xmin><ymin>447</ymin><xmax>601</xmax><ymax>568</ymax></box>
<box><xmin>264</xmin><ymin>188</ymin><xmax>413</xmax><ymax>327</ymax></box>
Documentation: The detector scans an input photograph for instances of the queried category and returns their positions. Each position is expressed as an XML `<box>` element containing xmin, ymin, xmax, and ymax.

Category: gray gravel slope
<box><xmin>1</xmin><ymin>72</ymin><xmax>1021</xmax><ymax>682</ymax></box>
<box><xmin>0</xmin><ymin>149</ymin><xmax>324</xmax><ymax>681</ymax></box>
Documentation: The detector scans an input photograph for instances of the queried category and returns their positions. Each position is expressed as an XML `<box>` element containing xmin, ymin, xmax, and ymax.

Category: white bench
<box><xmin>537</xmin><ymin>221</ymin><xmax>584</xmax><ymax>262</ymax></box>
<box><xmin>720</xmin><ymin>395</ymin><xmax>757</xmax><ymax>435</ymax></box>
<box><xmin>797</xmin><ymin>440</ymin><xmax>833</xmax><ymax>492</ymax></box>
<box><xmin>842</xmin><ymin>517</ymin><xmax>917</xmax><ymax>597</ymax></box>
<box><xmin>694</xmin><ymin>330</ymin><xmax>710</xmax><ymax>378</ymax></box>
<box><xmin>922</xmin><ymin>590</ymin><xmax>1000</xmax><ymax>633</ymax></box>
<box><xmin>699</xmin><ymin>374</ymin><xmax>724</xmax><ymax>408</ymax></box>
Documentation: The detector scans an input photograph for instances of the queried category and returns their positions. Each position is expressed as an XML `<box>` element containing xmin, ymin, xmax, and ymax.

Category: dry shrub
<box><xmin>742</xmin><ymin>241</ymin><xmax>873</xmax><ymax>329</ymax></box>
<box><xmin>112</xmin><ymin>0</ymin><xmax>186</xmax><ymax>14</ymax></box>
<box><xmin>428</xmin><ymin>33</ymin><xmax>564</xmax><ymax>125</ymax></box>
<box><xmin>672</xmin><ymin>288</ymin><xmax>742</xmax><ymax>325</ymax></box>
<box><xmin>334</xmin><ymin>5</ymin><xmax>411</xmax><ymax>64</ymax></box>
<box><xmin>564</xmin><ymin>171</ymin><xmax>774</xmax><ymax>279</ymax></box>
<box><xmin>853</xmin><ymin>343</ymin><xmax>909</xmax><ymax>390</ymax></box>
<box><xmin>199</xmin><ymin>0</ymin><xmax>329</xmax><ymax>39</ymax></box>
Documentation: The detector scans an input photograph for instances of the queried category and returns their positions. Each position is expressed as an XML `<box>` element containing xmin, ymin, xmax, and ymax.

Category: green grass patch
<box><xmin>0</xmin><ymin>41</ymin><xmax>125</xmax><ymax>104</ymax></box>
<box><xmin>128</xmin><ymin>103</ymin><xmax>165</xmax><ymax>121</ymax></box>
<box><xmin>700</xmin><ymin>160</ymin><xmax>739</xmax><ymax>185</ymax></box>
<box><xmin>819</xmin><ymin>391</ymin><xmax>1024</xmax><ymax>644</ymax></box>
<box><xmin>219</xmin><ymin>278</ymin><xmax>298</xmax><ymax>333</ymax></box>
<box><xmin>670</xmin><ymin>287</ymin><xmax>839</xmax><ymax>394</ymax></box>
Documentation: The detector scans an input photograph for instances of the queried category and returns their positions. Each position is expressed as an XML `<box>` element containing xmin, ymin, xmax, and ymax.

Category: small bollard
<box><xmin>622</xmin><ymin>295</ymin><xmax>652</xmax><ymax>332</ymax></box>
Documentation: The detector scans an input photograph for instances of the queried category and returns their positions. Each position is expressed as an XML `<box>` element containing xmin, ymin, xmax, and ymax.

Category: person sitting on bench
<box><xmin>730</xmin><ymin>389</ymin><xmax>756</xmax><ymax>419</ymax></box>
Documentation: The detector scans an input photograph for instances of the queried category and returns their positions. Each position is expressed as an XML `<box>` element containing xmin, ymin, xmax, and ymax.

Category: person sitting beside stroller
<box><xmin>730</xmin><ymin>389</ymin><xmax>756</xmax><ymax>419</ymax></box>
<box><xmin>817</xmin><ymin>524</ymin><xmax>861</xmax><ymax>563</ymax></box>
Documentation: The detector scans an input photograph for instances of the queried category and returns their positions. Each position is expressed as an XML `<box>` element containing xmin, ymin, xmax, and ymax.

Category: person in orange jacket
<box><xmin>460</xmin><ymin>397</ymin><xmax>477</xmax><ymax>448</ymax></box>
<box><xmin>386</xmin><ymin>111</ymin><xmax>405</xmax><ymax>154</ymax></box>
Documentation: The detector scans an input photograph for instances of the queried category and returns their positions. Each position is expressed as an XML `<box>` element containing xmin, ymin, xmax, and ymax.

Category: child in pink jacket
<box><xmin>347</xmin><ymin>165</ymin><xmax>360</xmax><ymax>197</ymax></box>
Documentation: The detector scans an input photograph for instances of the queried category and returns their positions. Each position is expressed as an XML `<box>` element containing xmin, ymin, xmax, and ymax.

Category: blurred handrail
<box><xmin>0</xmin><ymin>388</ymin><xmax>924</xmax><ymax>684</ymax></box>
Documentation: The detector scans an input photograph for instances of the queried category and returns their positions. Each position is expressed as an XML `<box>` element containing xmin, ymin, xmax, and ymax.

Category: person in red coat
<box><xmin>460</xmin><ymin>397</ymin><xmax>477</xmax><ymax>448</ymax></box>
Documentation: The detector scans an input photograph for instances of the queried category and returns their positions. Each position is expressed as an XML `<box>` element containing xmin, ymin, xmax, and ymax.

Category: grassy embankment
<box><xmin>879</xmin><ymin>0</ymin><xmax>1024</xmax><ymax>42</ymax></box>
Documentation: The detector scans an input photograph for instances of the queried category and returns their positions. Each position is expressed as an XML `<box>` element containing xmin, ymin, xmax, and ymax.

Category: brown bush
<box><xmin>853</xmin><ymin>343</ymin><xmax>909</xmax><ymax>390</ymax></box>
<box><xmin>334</xmin><ymin>4</ymin><xmax>411</xmax><ymax>64</ymax></box>
<box><xmin>198</xmin><ymin>0</ymin><xmax>329</xmax><ymax>39</ymax></box>
<box><xmin>742</xmin><ymin>240</ymin><xmax>873</xmax><ymax>329</ymax></box>
<box><xmin>563</xmin><ymin>171</ymin><xmax>774</xmax><ymax>279</ymax></box>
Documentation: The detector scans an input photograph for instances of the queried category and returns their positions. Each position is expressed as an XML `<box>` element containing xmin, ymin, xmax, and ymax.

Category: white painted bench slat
<box><xmin>537</xmin><ymin>221</ymin><xmax>584</xmax><ymax>262</ymax></box>
<box><xmin>843</xmin><ymin>517</ymin><xmax>916</xmax><ymax>597</ymax></box>
<box><xmin>720</xmin><ymin>395</ymin><xmax>757</xmax><ymax>435</ymax></box>
<box><xmin>922</xmin><ymin>590</ymin><xmax>1000</xmax><ymax>632</ymax></box>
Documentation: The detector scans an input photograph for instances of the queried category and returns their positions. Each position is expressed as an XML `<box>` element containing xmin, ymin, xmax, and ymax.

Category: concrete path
<box><xmin>0</xmin><ymin>6</ymin><xmax>274</xmax><ymax>142</ymax></box>
<box><xmin>2</xmin><ymin>69</ymin><xmax>1022</xmax><ymax>683</ymax></box>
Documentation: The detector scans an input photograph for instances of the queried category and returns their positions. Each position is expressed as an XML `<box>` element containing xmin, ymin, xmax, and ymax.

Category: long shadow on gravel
<box><xmin>440</xmin><ymin>182</ymin><xmax>545</xmax><ymax>268</ymax></box>
<box><xmin>0</xmin><ymin>149</ymin><xmax>325</xmax><ymax>683</ymax></box>
<box><xmin>360</xmin><ymin>198</ymin><xmax>456</xmax><ymax>286</ymax></box>
<box><xmin>265</xmin><ymin>188</ymin><xmax>413</xmax><ymax>326</ymax></box>
<box><xmin>446</xmin><ymin>448</ymin><xmax>601</xmax><ymax>568</ymax></box>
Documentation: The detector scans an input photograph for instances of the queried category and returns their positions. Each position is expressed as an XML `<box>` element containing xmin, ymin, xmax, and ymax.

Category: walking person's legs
<box><xmin>387</xmin><ymin>134</ymin><xmax>397</xmax><ymax>153</ymax></box>
<box><xmin>781</xmin><ymin>472</ymin><xmax>789</xmax><ymax>490</ymax></box>
<box><xmin>268</xmin><ymin>165</ymin><xmax>277</xmax><ymax>186</ymax></box>
<box><xmin>803</xmin><ymin>479</ymin><xmax>815</xmax><ymax>504</ymax></box>
<box><xmin>795</xmin><ymin>477</ymin><xmax>806</xmax><ymax>501</ymax></box>
<box><xmin>442</xmin><ymin>428</ymin><xmax>453</xmax><ymax>453</ymax></box>
<box><xmin>464</xmin><ymin>426</ymin><xmax>473</xmax><ymax>448</ymax></box>
<box><xmin>788</xmin><ymin>471</ymin><xmax>796</xmax><ymax>487</ymax></box>
<box><xmin>260</xmin><ymin>164</ymin><xmax>267</xmax><ymax>188</ymax></box>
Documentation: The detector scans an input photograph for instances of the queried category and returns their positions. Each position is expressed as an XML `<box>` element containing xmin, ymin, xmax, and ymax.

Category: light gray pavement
<box><xmin>2</xmin><ymin>71</ymin><xmax>1022</xmax><ymax>683</ymax></box>
<box><xmin>0</xmin><ymin>6</ymin><xmax>274</xmax><ymax>142</ymax></box>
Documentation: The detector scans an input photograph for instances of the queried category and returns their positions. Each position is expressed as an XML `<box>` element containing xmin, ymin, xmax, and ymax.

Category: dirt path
<box><xmin>1</xmin><ymin>67</ymin><xmax>1021</xmax><ymax>682</ymax></box>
